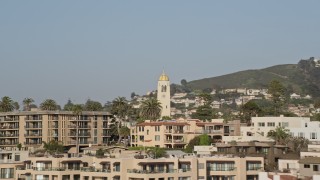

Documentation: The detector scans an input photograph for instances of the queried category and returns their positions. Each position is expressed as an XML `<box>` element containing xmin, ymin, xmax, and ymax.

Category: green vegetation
<box><xmin>0</xmin><ymin>96</ymin><xmax>15</xmax><ymax>112</ymax></box>
<box><xmin>186</xmin><ymin>59</ymin><xmax>320</xmax><ymax>98</ymax></box>
<box><xmin>40</xmin><ymin>99</ymin><xmax>59</xmax><ymax>111</ymax></box>
<box><xmin>185</xmin><ymin>134</ymin><xmax>211</xmax><ymax>153</ymax></box>
<box><xmin>42</xmin><ymin>140</ymin><xmax>64</xmax><ymax>155</ymax></box>
<box><xmin>139</xmin><ymin>98</ymin><xmax>162</xmax><ymax>121</ymax></box>
<box><xmin>23</xmin><ymin>98</ymin><xmax>35</xmax><ymax>111</ymax></box>
<box><xmin>267</xmin><ymin>127</ymin><xmax>290</xmax><ymax>145</ymax></box>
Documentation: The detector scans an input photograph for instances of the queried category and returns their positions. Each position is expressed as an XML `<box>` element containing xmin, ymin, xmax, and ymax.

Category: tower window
<box><xmin>161</xmin><ymin>85</ymin><xmax>167</xmax><ymax>92</ymax></box>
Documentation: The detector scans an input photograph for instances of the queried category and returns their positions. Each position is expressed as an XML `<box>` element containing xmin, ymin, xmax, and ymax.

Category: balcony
<box><xmin>101</xmin><ymin>133</ymin><xmax>111</xmax><ymax>137</ymax></box>
<box><xmin>0</xmin><ymin>134</ymin><xmax>19</xmax><ymax>137</ymax></box>
<box><xmin>81</xmin><ymin>167</ymin><xmax>111</xmax><ymax>173</ymax></box>
<box><xmin>127</xmin><ymin>169</ymin><xmax>179</xmax><ymax>174</ymax></box>
<box><xmin>195</xmin><ymin>129</ymin><xmax>223</xmax><ymax>134</ymax></box>
<box><xmin>24</xmin><ymin>142</ymin><xmax>42</xmax><ymax>145</ymax></box>
<box><xmin>25</xmin><ymin>125</ymin><xmax>42</xmax><ymax>129</ymax></box>
<box><xmin>0</xmin><ymin>125</ymin><xmax>19</xmax><ymax>129</ymax></box>
<box><xmin>67</xmin><ymin>141</ymin><xmax>93</xmax><ymax>145</ymax></box>
<box><xmin>68</xmin><ymin>125</ymin><xmax>91</xmax><ymax>129</ymax></box>
<box><xmin>25</xmin><ymin>118</ymin><xmax>42</xmax><ymax>121</ymax></box>
<box><xmin>165</xmin><ymin>140</ymin><xmax>172</xmax><ymax>143</ymax></box>
<box><xmin>207</xmin><ymin>167</ymin><xmax>236</xmax><ymax>171</ymax></box>
<box><xmin>25</xmin><ymin>133</ymin><xmax>42</xmax><ymax>137</ymax></box>
<box><xmin>0</xmin><ymin>142</ymin><xmax>18</xmax><ymax>145</ymax></box>
<box><xmin>173</xmin><ymin>139</ymin><xmax>186</xmax><ymax>144</ymax></box>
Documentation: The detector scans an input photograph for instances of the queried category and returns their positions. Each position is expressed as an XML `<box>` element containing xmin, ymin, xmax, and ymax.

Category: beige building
<box><xmin>130</xmin><ymin>119</ymin><xmax>241</xmax><ymax>149</ymax></box>
<box><xmin>14</xmin><ymin>148</ymin><xmax>263</xmax><ymax>180</ymax></box>
<box><xmin>157</xmin><ymin>71</ymin><xmax>171</xmax><ymax>118</ymax></box>
<box><xmin>0</xmin><ymin>148</ymin><xmax>28</xmax><ymax>180</ymax></box>
<box><xmin>0</xmin><ymin>110</ymin><xmax>113</xmax><ymax>149</ymax></box>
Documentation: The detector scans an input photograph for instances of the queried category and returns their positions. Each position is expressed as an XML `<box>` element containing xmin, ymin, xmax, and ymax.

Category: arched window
<box><xmin>161</xmin><ymin>85</ymin><xmax>167</xmax><ymax>92</ymax></box>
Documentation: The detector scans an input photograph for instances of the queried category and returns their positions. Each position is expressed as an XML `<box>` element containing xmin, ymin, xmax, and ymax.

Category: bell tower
<box><xmin>157</xmin><ymin>71</ymin><xmax>171</xmax><ymax>118</ymax></box>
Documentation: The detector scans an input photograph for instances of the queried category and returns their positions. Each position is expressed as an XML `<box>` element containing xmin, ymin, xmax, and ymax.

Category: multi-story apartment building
<box><xmin>14</xmin><ymin>148</ymin><xmax>264</xmax><ymax>180</ymax></box>
<box><xmin>0</xmin><ymin>148</ymin><xmax>28</xmax><ymax>180</ymax></box>
<box><xmin>0</xmin><ymin>110</ymin><xmax>113</xmax><ymax>149</ymax></box>
<box><xmin>241</xmin><ymin>116</ymin><xmax>320</xmax><ymax>142</ymax></box>
<box><xmin>130</xmin><ymin>119</ymin><xmax>241</xmax><ymax>148</ymax></box>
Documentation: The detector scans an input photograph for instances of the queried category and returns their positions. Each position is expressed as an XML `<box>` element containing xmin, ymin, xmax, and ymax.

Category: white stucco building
<box><xmin>241</xmin><ymin>116</ymin><xmax>320</xmax><ymax>142</ymax></box>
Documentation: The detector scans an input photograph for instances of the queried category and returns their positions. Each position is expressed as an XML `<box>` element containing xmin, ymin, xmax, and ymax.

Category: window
<box><xmin>155</xmin><ymin>135</ymin><xmax>160</xmax><ymax>141</ymax></box>
<box><xmin>0</xmin><ymin>168</ymin><xmax>14</xmax><ymax>179</ymax></box>
<box><xmin>310</xmin><ymin>132</ymin><xmax>317</xmax><ymax>139</ymax></box>
<box><xmin>258</xmin><ymin>123</ymin><xmax>265</xmax><ymax>127</ymax></box>
<box><xmin>139</xmin><ymin>136</ymin><xmax>144</xmax><ymax>141</ymax></box>
<box><xmin>267</xmin><ymin>122</ymin><xmax>275</xmax><ymax>127</ymax></box>
<box><xmin>147</xmin><ymin>130</ymin><xmax>149</xmax><ymax>135</ymax></box>
<box><xmin>155</xmin><ymin>126</ymin><xmax>160</xmax><ymax>132</ymax></box>
<box><xmin>298</xmin><ymin>132</ymin><xmax>304</xmax><ymax>138</ymax></box>
<box><xmin>304</xmin><ymin>164</ymin><xmax>310</xmax><ymax>168</ymax></box>
<box><xmin>305</xmin><ymin>123</ymin><xmax>308</xmax><ymax>127</ymax></box>
<box><xmin>14</xmin><ymin>154</ymin><xmax>20</xmax><ymax>161</ymax></box>
<box><xmin>313</xmin><ymin>165</ymin><xmax>319</xmax><ymax>171</ymax></box>
<box><xmin>282</xmin><ymin>122</ymin><xmax>289</xmax><ymax>127</ymax></box>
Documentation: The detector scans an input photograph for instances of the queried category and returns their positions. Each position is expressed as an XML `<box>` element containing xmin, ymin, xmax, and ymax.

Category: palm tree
<box><xmin>0</xmin><ymin>96</ymin><xmax>15</xmax><ymax>112</ymax></box>
<box><xmin>111</xmin><ymin>97</ymin><xmax>130</xmax><ymax>143</ymax></box>
<box><xmin>40</xmin><ymin>99</ymin><xmax>58</xmax><ymax>111</ymax></box>
<box><xmin>72</xmin><ymin>104</ymin><xmax>83</xmax><ymax>156</ymax></box>
<box><xmin>267</xmin><ymin>126</ymin><xmax>290</xmax><ymax>145</ymax></box>
<box><xmin>140</xmin><ymin>98</ymin><xmax>162</xmax><ymax>121</ymax></box>
<box><xmin>23</xmin><ymin>98</ymin><xmax>34</xmax><ymax>111</ymax></box>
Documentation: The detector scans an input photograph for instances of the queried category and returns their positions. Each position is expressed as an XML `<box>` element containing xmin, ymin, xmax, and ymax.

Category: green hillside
<box><xmin>186</xmin><ymin>58</ymin><xmax>320</xmax><ymax>97</ymax></box>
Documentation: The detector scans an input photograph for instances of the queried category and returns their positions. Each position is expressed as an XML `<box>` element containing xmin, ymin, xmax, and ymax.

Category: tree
<box><xmin>63</xmin><ymin>99</ymin><xmax>74</xmax><ymax>111</ymax></box>
<box><xmin>84</xmin><ymin>99</ymin><xmax>103</xmax><ymax>111</ymax></box>
<box><xmin>13</xmin><ymin>102</ymin><xmax>20</xmax><ymax>111</ymax></box>
<box><xmin>16</xmin><ymin>143</ymin><xmax>22</xmax><ymax>150</ymax></box>
<box><xmin>139</xmin><ymin>98</ymin><xmax>162</xmax><ymax>121</ymax></box>
<box><xmin>42</xmin><ymin>140</ymin><xmax>64</xmax><ymax>155</ymax></box>
<box><xmin>23</xmin><ymin>98</ymin><xmax>34</xmax><ymax>111</ymax></box>
<box><xmin>119</xmin><ymin>126</ymin><xmax>130</xmax><ymax>146</ymax></box>
<box><xmin>40</xmin><ymin>99</ymin><xmax>59</xmax><ymax>111</ymax></box>
<box><xmin>314</xmin><ymin>98</ymin><xmax>320</xmax><ymax>109</ymax></box>
<box><xmin>131</xmin><ymin>92</ymin><xmax>136</xmax><ymax>99</ymax></box>
<box><xmin>0</xmin><ymin>96</ymin><xmax>15</xmax><ymax>112</ymax></box>
<box><xmin>181</xmin><ymin>79</ymin><xmax>187</xmax><ymax>86</ymax></box>
<box><xmin>191</xmin><ymin>104</ymin><xmax>217</xmax><ymax>121</ymax></box>
<box><xmin>268</xmin><ymin>80</ymin><xmax>286</xmax><ymax>115</ymax></box>
<box><xmin>146</xmin><ymin>147</ymin><xmax>167</xmax><ymax>159</ymax></box>
<box><xmin>240</xmin><ymin>100</ymin><xmax>262</xmax><ymax>124</ymax></box>
<box><xmin>267</xmin><ymin>126</ymin><xmax>290</xmax><ymax>145</ymax></box>
<box><xmin>96</xmin><ymin>148</ymin><xmax>106</xmax><ymax>158</ymax></box>
<box><xmin>199</xmin><ymin>93</ymin><xmax>213</xmax><ymax>105</ymax></box>
<box><xmin>199</xmin><ymin>134</ymin><xmax>212</xmax><ymax>145</ymax></box>
<box><xmin>185</xmin><ymin>136</ymin><xmax>200</xmax><ymax>153</ymax></box>
<box><xmin>111</xmin><ymin>97</ymin><xmax>130</xmax><ymax>143</ymax></box>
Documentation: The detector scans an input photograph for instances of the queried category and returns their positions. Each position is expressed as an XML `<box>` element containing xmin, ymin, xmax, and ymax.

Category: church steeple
<box><xmin>157</xmin><ymin>71</ymin><xmax>171</xmax><ymax>118</ymax></box>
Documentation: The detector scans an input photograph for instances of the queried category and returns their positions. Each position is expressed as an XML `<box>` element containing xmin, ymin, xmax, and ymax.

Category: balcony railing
<box><xmin>173</xmin><ymin>139</ymin><xmax>186</xmax><ymax>143</ymax></box>
<box><xmin>0</xmin><ymin>134</ymin><xmax>19</xmax><ymax>137</ymax></box>
<box><xmin>101</xmin><ymin>133</ymin><xmax>111</xmax><ymax>136</ymax></box>
<box><xmin>247</xmin><ymin>166</ymin><xmax>263</xmax><ymax>171</ymax></box>
<box><xmin>127</xmin><ymin>169</ymin><xmax>178</xmax><ymax>174</ymax></box>
<box><xmin>195</xmin><ymin>129</ymin><xmax>223</xmax><ymax>134</ymax></box>
<box><xmin>0</xmin><ymin>126</ymin><xmax>19</xmax><ymax>129</ymax></box>
<box><xmin>25</xmin><ymin>134</ymin><xmax>42</xmax><ymax>137</ymax></box>
<box><xmin>81</xmin><ymin>167</ymin><xmax>111</xmax><ymax>173</ymax></box>
<box><xmin>0</xmin><ymin>142</ymin><xmax>18</xmax><ymax>145</ymax></box>
<box><xmin>25</xmin><ymin>126</ymin><xmax>42</xmax><ymax>129</ymax></box>
<box><xmin>207</xmin><ymin>167</ymin><xmax>236</xmax><ymax>171</ymax></box>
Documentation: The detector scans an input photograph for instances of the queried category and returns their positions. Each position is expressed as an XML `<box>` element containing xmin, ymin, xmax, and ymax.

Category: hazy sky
<box><xmin>1</xmin><ymin>1</ymin><xmax>320</xmax><ymax>106</ymax></box>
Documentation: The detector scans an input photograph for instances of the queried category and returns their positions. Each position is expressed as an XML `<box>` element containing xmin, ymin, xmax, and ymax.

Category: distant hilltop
<box><xmin>182</xmin><ymin>57</ymin><xmax>320</xmax><ymax>98</ymax></box>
